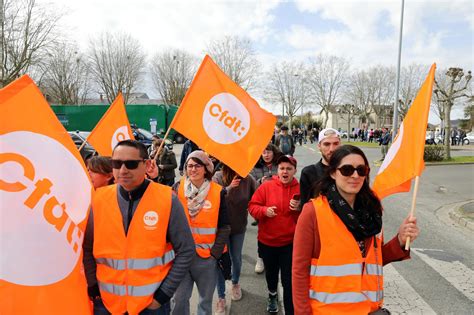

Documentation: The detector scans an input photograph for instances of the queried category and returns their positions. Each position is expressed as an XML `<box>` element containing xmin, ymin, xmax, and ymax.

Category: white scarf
<box><xmin>184</xmin><ymin>177</ymin><xmax>211</xmax><ymax>217</ymax></box>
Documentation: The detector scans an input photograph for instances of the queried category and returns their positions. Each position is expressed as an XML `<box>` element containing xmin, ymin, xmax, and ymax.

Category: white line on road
<box><xmin>384</xmin><ymin>264</ymin><xmax>436</xmax><ymax>314</ymax></box>
<box><xmin>412</xmin><ymin>248</ymin><xmax>474</xmax><ymax>301</ymax></box>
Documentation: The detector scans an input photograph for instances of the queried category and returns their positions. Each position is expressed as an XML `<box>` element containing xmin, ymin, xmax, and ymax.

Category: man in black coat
<box><xmin>299</xmin><ymin>128</ymin><xmax>341</xmax><ymax>207</ymax></box>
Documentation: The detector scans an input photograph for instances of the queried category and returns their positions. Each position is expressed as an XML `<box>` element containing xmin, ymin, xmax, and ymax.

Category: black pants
<box><xmin>258</xmin><ymin>242</ymin><xmax>294</xmax><ymax>315</ymax></box>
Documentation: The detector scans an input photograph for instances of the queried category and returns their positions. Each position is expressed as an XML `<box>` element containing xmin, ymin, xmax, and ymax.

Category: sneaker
<box><xmin>255</xmin><ymin>257</ymin><xmax>264</xmax><ymax>274</ymax></box>
<box><xmin>267</xmin><ymin>293</ymin><xmax>279</xmax><ymax>313</ymax></box>
<box><xmin>215</xmin><ymin>298</ymin><xmax>225</xmax><ymax>315</ymax></box>
<box><xmin>231</xmin><ymin>283</ymin><xmax>242</xmax><ymax>301</ymax></box>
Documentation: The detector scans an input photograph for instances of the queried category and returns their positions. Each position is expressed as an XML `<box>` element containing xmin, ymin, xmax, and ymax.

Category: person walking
<box><xmin>378</xmin><ymin>128</ymin><xmax>391</xmax><ymax>161</ymax></box>
<box><xmin>249</xmin><ymin>155</ymin><xmax>301</xmax><ymax>314</ymax></box>
<box><xmin>178</xmin><ymin>139</ymin><xmax>199</xmax><ymax>176</ymax></box>
<box><xmin>172</xmin><ymin>151</ymin><xmax>231</xmax><ymax>315</ymax></box>
<box><xmin>292</xmin><ymin>145</ymin><xmax>419</xmax><ymax>314</ymax></box>
<box><xmin>250</xmin><ymin>143</ymin><xmax>283</xmax><ymax>273</ymax></box>
<box><xmin>150</xmin><ymin>138</ymin><xmax>178</xmax><ymax>186</ymax></box>
<box><xmin>83</xmin><ymin>140</ymin><xmax>195</xmax><ymax>315</ymax></box>
<box><xmin>299</xmin><ymin>128</ymin><xmax>341</xmax><ymax>208</ymax></box>
<box><xmin>212</xmin><ymin>164</ymin><xmax>257</xmax><ymax>314</ymax></box>
<box><xmin>275</xmin><ymin>126</ymin><xmax>295</xmax><ymax>156</ymax></box>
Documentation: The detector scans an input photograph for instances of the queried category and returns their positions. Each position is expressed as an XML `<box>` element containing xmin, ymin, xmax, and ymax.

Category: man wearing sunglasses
<box><xmin>83</xmin><ymin>140</ymin><xmax>195</xmax><ymax>315</ymax></box>
<box><xmin>299</xmin><ymin>128</ymin><xmax>341</xmax><ymax>208</ymax></box>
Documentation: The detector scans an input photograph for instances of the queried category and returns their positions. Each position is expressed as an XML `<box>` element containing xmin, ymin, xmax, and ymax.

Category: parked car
<box><xmin>131</xmin><ymin>126</ymin><xmax>174</xmax><ymax>151</ymax></box>
<box><xmin>463</xmin><ymin>131</ymin><xmax>474</xmax><ymax>145</ymax></box>
<box><xmin>68</xmin><ymin>131</ymin><xmax>97</xmax><ymax>161</ymax></box>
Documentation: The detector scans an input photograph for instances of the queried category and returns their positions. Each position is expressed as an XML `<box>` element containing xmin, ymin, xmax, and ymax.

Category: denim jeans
<box><xmin>93</xmin><ymin>298</ymin><xmax>171</xmax><ymax>315</ymax></box>
<box><xmin>216</xmin><ymin>232</ymin><xmax>246</xmax><ymax>298</ymax></box>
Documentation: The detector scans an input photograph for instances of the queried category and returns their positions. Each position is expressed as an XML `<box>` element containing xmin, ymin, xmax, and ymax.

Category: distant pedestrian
<box><xmin>150</xmin><ymin>138</ymin><xmax>178</xmax><ymax>186</ymax></box>
<box><xmin>275</xmin><ymin>126</ymin><xmax>295</xmax><ymax>156</ymax></box>
<box><xmin>378</xmin><ymin>128</ymin><xmax>391</xmax><ymax>161</ymax></box>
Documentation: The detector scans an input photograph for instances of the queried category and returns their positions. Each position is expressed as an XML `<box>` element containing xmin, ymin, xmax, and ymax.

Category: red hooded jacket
<box><xmin>248</xmin><ymin>176</ymin><xmax>300</xmax><ymax>247</ymax></box>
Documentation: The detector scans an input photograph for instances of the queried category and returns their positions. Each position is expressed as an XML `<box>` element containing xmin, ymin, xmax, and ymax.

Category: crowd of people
<box><xmin>82</xmin><ymin>126</ymin><xmax>420</xmax><ymax>315</ymax></box>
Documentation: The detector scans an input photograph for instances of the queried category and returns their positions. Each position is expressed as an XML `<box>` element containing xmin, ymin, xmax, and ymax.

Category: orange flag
<box><xmin>87</xmin><ymin>93</ymin><xmax>134</xmax><ymax>156</ymax></box>
<box><xmin>170</xmin><ymin>55</ymin><xmax>276</xmax><ymax>176</ymax></box>
<box><xmin>372</xmin><ymin>64</ymin><xmax>436</xmax><ymax>199</ymax></box>
<box><xmin>0</xmin><ymin>75</ymin><xmax>92</xmax><ymax>314</ymax></box>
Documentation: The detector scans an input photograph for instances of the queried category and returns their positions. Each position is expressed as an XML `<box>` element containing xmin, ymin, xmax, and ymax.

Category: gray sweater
<box><xmin>82</xmin><ymin>180</ymin><xmax>195</xmax><ymax>305</ymax></box>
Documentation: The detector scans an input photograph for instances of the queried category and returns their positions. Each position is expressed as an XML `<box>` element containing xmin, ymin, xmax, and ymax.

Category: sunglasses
<box><xmin>337</xmin><ymin>164</ymin><xmax>370</xmax><ymax>177</ymax></box>
<box><xmin>111</xmin><ymin>159</ymin><xmax>145</xmax><ymax>170</ymax></box>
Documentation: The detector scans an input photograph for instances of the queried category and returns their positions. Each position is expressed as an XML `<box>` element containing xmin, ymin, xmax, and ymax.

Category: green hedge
<box><xmin>424</xmin><ymin>145</ymin><xmax>444</xmax><ymax>161</ymax></box>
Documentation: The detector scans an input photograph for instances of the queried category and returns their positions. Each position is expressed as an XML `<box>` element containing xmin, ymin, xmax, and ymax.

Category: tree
<box><xmin>399</xmin><ymin>64</ymin><xmax>430</xmax><ymax>118</ymax></box>
<box><xmin>150</xmin><ymin>49</ymin><xmax>196</xmax><ymax>106</ymax></box>
<box><xmin>206</xmin><ymin>35</ymin><xmax>260</xmax><ymax>91</ymax></box>
<box><xmin>39</xmin><ymin>42</ymin><xmax>90</xmax><ymax>104</ymax></box>
<box><xmin>88</xmin><ymin>32</ymin><xmax>146</xmax><ymax>104</ymax></box>
<box><xmin>307</xmin><ymin>54</ymin><xmax>349</xmax><ymax>128</ymax></box>
<box><xmin>345</xmin><ymin>70</ymin><xmax>373</xmax><ymax>127</ymax></box>
<box><xmin>266</xmin><ymin>61</ymin><xmax>309</xmax><ymax>130</ymax></box>
<box><xmin>337</xmin><ymin>103</ymin><xmax>360</xmax><ymax>141</ymax></box>
<box><xmin>434</xmin><ymin>67</ymin><xmax>472</xmax><ymax>159</ymax></box>
<box><xmin>1</xmin><ymin>0</ymin><xmax>61</xmax><ymax>87</ymax></box>
<box><xmin>366</xmin><ymin>66</ymin><xmax>396</xmax><ymax>128</ymax></box>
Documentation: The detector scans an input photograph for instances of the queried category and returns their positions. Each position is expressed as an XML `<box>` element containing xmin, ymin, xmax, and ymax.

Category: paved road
<box><xmin>172</xmin><ymin>143</ymin><xmax>474</xmax><ymax>314</ymax></box>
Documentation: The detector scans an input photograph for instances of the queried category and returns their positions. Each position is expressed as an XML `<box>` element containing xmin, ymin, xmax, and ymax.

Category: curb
<box><xmin>425</xmin><ymin>162</ymin><xmax>474</xmax><ymax>166</ymax></box>
<box><xmin>448</xmin><ymin>200</ymin><xmax>474</xmax><ymax>232</ymax></box>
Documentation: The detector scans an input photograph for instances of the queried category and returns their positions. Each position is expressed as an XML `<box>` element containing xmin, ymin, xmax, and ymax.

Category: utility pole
<box><xmin>393</xmin><ymin>0</ymin><xmax>405</xmax><ymax>135</ymax></box>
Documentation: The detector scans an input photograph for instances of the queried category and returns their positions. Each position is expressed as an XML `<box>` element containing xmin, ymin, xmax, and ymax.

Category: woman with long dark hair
<box><xmin>292</xmin><ymin>145</ymin><xmax>419</xmax><ymax>314</ymax></box>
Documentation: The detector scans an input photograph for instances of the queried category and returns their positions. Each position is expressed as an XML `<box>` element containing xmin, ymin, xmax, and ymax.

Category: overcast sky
<box><xmin>39</xmin><ymin>0</ymin><xmax>473</xmax><ymax>123</ymax></box>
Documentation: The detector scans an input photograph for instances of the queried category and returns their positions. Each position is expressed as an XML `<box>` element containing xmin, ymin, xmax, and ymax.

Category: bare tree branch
<box><xmin>1</xmin><ymin>0</ymin><xmax>61</xmax><ymax>87</ymax></box>
<box><xmin>150</xmin><ymin>49</ymin><xmax>197</xmax><ymax>106</ymax></box>
<box><xmin>206</xmin><ymin>35</ymin><xmax>260</xmax><ymax>91</ymax></box>
<box><xmin>307</xmin><ymin>54</ymin><xmax>349</xmax><ymax>128</ymax></box>
<box><xmin>88</xmin><ymin>32</ymin><xmax>146</xmax><ymax>104</ymax></box>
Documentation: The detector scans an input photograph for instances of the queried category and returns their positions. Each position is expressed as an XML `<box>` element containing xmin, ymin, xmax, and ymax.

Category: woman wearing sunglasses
<box><xmin>292</xmin><ymin>145</ymin><xmax>419</xmax><ymax>315</ymax></box>
<box><xmin>172</xmin><ymin>150</ymin><xmax>230</xmax><ymax>315</ymax></box>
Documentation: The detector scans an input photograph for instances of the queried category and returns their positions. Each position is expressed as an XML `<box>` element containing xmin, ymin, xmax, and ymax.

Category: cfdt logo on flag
<box><xmin>203</xmin><ymin>93</ymin><xmax>250</xmax><ymax>144</ymax></box>
<box><xmin>112</xmin><ymin>125</ymin><xmax>133</xmax><ymax>150</ymax></box>
<box><xmin>1</xmin><ymin>131</ymin><xmax>91</xmax><ymax>286</ymax></box>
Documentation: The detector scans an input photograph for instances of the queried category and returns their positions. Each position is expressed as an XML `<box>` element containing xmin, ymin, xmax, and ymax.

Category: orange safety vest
<box><xmin>309</xmin><ymin>196</ymin><xmax>384</xmax><ymax>315</ymax></box>
<box><xmin>92</xmin><ymin>183</ymin><xmax>174</xmax><ymax>315</ymax></box>
<box><xmin>178</xmin><ymin>178</ymin><xmax>222</xmax><ymax>258</ymax></box>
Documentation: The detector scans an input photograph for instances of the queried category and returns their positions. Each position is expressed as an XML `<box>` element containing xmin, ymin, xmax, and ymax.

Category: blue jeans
<box><xmin>216</xmin><ymin>232</ymin><xmax>246</xmax><ymax>298</ymax></box>
<box><xmin>93</xmin><ymin>298</ymin><xmax>170</xmax><ymax>315</ymax></box>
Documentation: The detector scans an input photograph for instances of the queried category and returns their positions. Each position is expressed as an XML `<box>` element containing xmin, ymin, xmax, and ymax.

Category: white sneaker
<box><xmin>255</xmin><ymin>257</ymin><xmax>264</xmax><ymax>273</ymax></box>
<box><xmin>231</xmin><ymin>283</ymin><xmax>242</xmax><ymax>301</ymax></box>
<box><xmin>215</xmin><ymin>298</ymin><xmax>226</xmax><ymax>315</ymax></box>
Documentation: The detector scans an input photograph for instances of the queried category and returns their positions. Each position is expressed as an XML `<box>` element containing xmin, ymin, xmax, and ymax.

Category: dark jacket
<box><xmin>275</xmin><ymin>134</ymin><xmax>295</xmax><ymax>156</ymax></box>
<box><xmin>154</xmin><ymin>147</ymin><xmax>177</xmax><ymax>181</ymax></box>
<box><xmin>179</xmin><ymin>140</ymin><xmax>199</xmax><ymax>172</ymax></box>
<box><xmin>212</xmin><ymin>171</ymin><xmax>257</xmax><ymax>234</ymax></box>
<box><xmin>299</xmin><ymin>159</ymin><xmax>328</xmax><ymax>207</ymax></box>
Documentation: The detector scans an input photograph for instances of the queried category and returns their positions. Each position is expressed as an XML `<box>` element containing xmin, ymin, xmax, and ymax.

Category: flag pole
<box><xmin>392</xmin><ymin>0</ymin><xmax>405</xmax><ymax>135</ymax></box>
<box><xmin>404</xmin><ymin>175</ymin><xmax>419</xmax><ymax>250</ymax></box>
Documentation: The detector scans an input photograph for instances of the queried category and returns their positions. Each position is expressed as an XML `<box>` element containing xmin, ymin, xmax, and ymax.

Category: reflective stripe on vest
<box><xmin>99</xmin><ymin>281</ymin><xmax>162</xmax><ymax>297</ymax></box>
<box><xmin>191</xmin><ymin>227</ymin><xmax>216</xmax><ymax>235</ymax></box>
<box><xmin>195</xmin><ymin>242</ymin><xmax>214</xmax><ymax>250</ymax></box>
<box><xmin>310</xmin><ymin>263</ymin><xmax>383</xmax><ymax>277</ymax></box>
<box><xmin>96</xmin><ymin>249</ymin><xmax>175</xmax><ymax>270</ymax></box>
<box><xmin>309</xmin><ymin>290</ymin><xmax>383</xmax><ymax>303</ymax></box>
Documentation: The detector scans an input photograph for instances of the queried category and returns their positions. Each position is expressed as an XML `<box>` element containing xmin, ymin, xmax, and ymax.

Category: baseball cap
<box><xmin>277</xmin><ymin>155</ymin><xmax>297</xmax><ymax>167</ymax></box>
<box><xmin>318</xmin><ymin>128</ymin><xmax>340</xmax><ymax>143</ymax></box>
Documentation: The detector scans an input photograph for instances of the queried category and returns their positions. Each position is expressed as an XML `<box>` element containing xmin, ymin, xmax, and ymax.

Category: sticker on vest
<box><xmin>202</xmin><ymin>200</ymin><xmax>212</xmax><ymax>211</ymax></box>
<box><xmin>144</xmin><ymin>211</ymin><xmax>159</xmax><ymax>230</ymax></box>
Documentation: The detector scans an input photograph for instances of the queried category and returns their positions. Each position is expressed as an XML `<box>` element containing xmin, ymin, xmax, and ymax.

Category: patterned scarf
<box><xmin>327</xmin><ymin>183</ymin><xmax>382</xmax><ymax>242</ymax></box>
<box><xmin>184</xmin><ymin>177</ymin><xmax>211</xmax><ymax>217</ymax></box>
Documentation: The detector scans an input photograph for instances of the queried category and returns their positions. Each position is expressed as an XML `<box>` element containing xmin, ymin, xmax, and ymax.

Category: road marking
<box><xmin>412</xmin><ymin>248</ymin><xmax>474</xmax><ymax>301</ymax></box>
<box><xmin>384</xmin><ymin>264</ymin><xmax>436</xmax><ymax>314</ymax></box>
